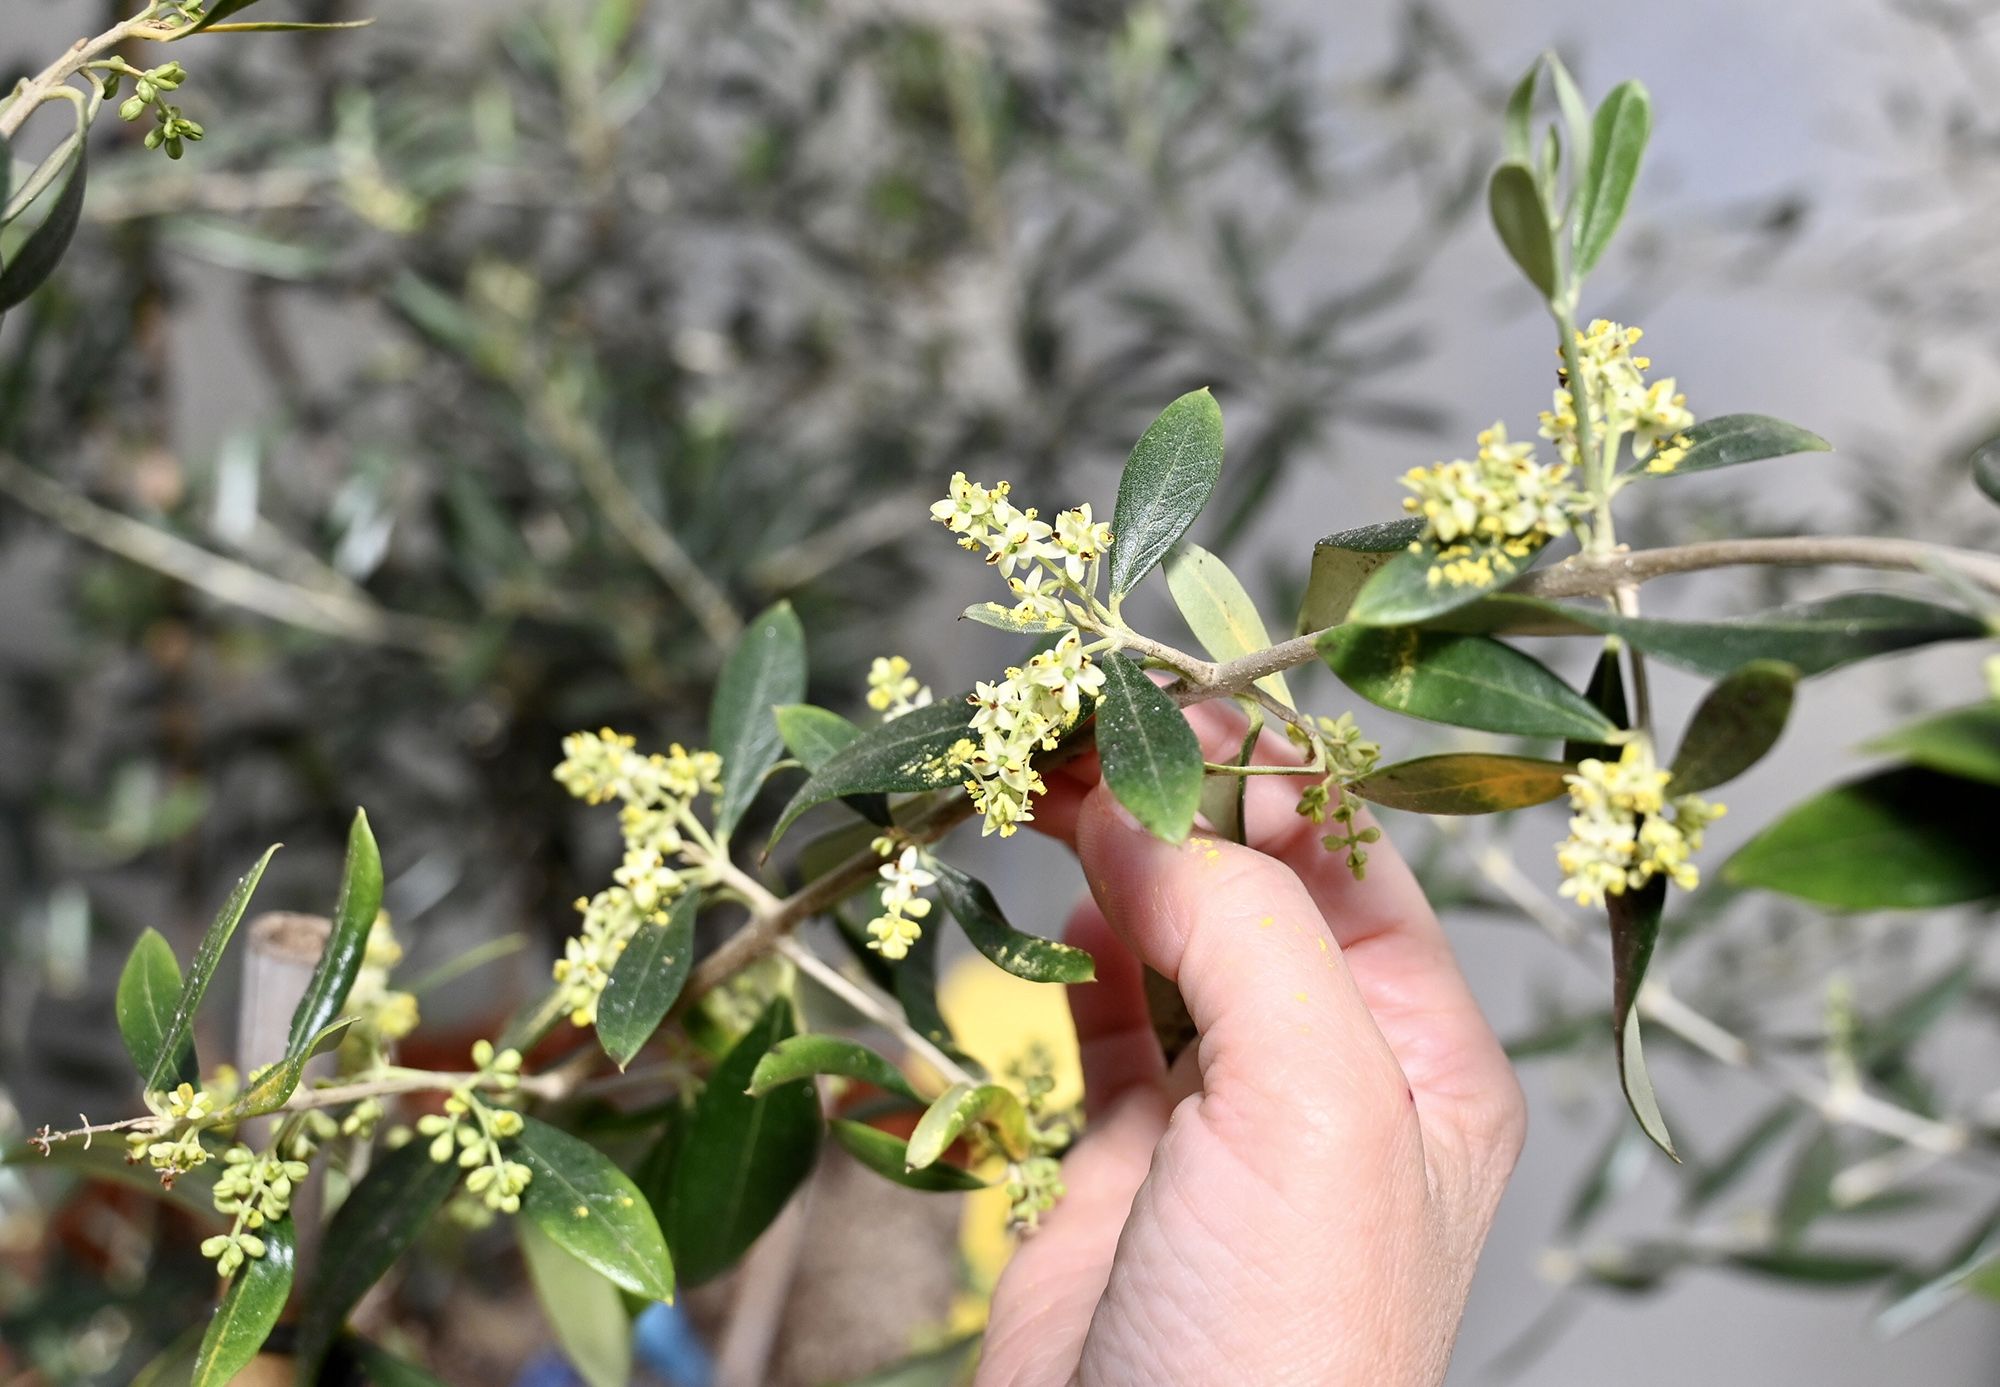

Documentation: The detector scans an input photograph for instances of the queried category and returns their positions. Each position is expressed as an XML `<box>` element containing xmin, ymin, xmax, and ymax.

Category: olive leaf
<box><xmin>1725</xmin><ymin>766</ymin><xmax>2000</xmax><ymax>910</ymax></box>
<box><xmin>711</xmin><ymin>599</ymin><xmax>808</xmax><ymax>838</ymax></box>
<box><xmin>906</xmin><ymin>1082</ymin><xmax>1033</xmax><ymax>1169</ymax></box>
<box><xmin>1350</xmin><ymin>754</ymin><xmax>1573</xmax><ymax>815</ymax></box>
<box><xmin>931</xmin><ymin>860</ymin><xmax>1094</xmax><ymax>985</ymax></box>
<box><xmin>144</xmin><ymin>845</ymin><xmax>280</xmax><ymax>1095</ymax></box>
<box><xmin>1164</xmin><ymin>541</ymin><xmax>1292</xmax><ymax>705</ymax></box>
<box><xmin>1489</xmin><ymin>160</ymin><xmax>1558</xmax><ymax>298</ymax></box>
<box><xmin>776</xmin><ymin>703</ymin><xmax>892</xmax><ymax>828</ymax></box>
<box><xmin>519</xmin><ymin>1219</ymin><xmax>632</xmax><ymax>1387</ymax></box>
<box><xmin>1572</xmin><ymin>80</ymin><xmax>1651</xmax><ymax>276</ymax></box>
<box><xmin>192</xmin><ymin>1217</ymin><xmax>295</xmax><ymax>1387</ymax></box>
<box><xmin>658</xmin><ymin>1000</ymin><xmax>820</xmax><ymax>1286</ymax></box>
<box><xmin>1094</xmin><ymin>654</ymin><xmax>1204</xmax><ymax>842</ymax></box>
<box><xmin>596</xmin><ymin>891</ymin><xmax>698</xmax><ymax>1069</ymax></box>
<box><xmin>1974</xmin><ymin>436</ymin><xmax>2000</xmax><ymax>508</ymax></box>
<box><xmin>1469</xmin><ymin>592</ymin><xmax>1984</xmax><ymax>680</ymax></box>
<box><xmin>1318</xmin><ymin>626</ymin><xmax>1616</xmax><ymax>740</ymax></box>
<box><xmin>286</xmin><ymin>808</ymin><xmax>382</xmax><ymax>1055</ymax></box>
<box><xmin>117</xmin><ymin>928</ymin><xmax>196</xmax><ymax>1090</ymax></box>
<box><xmin>964</xmin><ymin>601</ymin><xmax>1068</xmax><ymax>634</ymax></box>
<box><xmin>295</xmin><ymin>1140</ymin><xmax>461</xmax><ymax>1381</ymax></box>
<box><xmin>0</xmin><ymin>136</ymin><xmax>87</xmax><ymax>314</ymax></box>
<box><xmin>1297</xmin><ymin>518</ymin><xmax>1425</xmax><ymax>632</ymax></box>
<box><xmin>749</xmin><ymin>1034</ymin><xmax>922</xmax><ymax>1104</ymax></box>
<box><xmin>1862</xmin><ymin>702</ymin><xmax>2000</xmax><ymax>786</ymax></box>
<box><xmin>829</xmin><ymin>1119</ymin><xmax>989</xmax><ymax>1192</ymax></box>
<box><xmin>1668</xmin><ymin>660</ymin><xmax>1798</xmax><ymax>794</ymax></box>
<box><xmin>516</xmin><ymin>1116</ymin><xmax>675</xmax><ymax>1301</ymax></box>
<box><xmin>1634</xmin><ymin>413</ymin><xmax>1830</xmax><ymax>480</ymax></box>
<box><xmin>1565</xmin><ymin>646</ymin><xmax>1629</xmax><ymax>765</ymax></box>
<box><xmin>220</xmin><ymin>1018</ymin><xmax>353</xmax><ymax>1121</ymax></box>
<box><xmin>1198</xmin><ymin>704</ymin><xmax>1262</xmax><ymax>844</ymax></box>
<box><xmin>1609</xmin><ymin>875</ymin><xmax>1675</xmax><ymax>1158</ymax></box>
<box><xmin>767</xmin><ymin>699</ymin><xmax>972</xmax><ymax>851</ymax></box>
<box><xmin>1109</xmin><ymin>388</ymin><xmax>1225</xmax><ymax>599</ymax></box>
<box><xmin>1346</xmin><ymin>539</ymin><xmax>1549</xmax><ymax>627</ymax></box>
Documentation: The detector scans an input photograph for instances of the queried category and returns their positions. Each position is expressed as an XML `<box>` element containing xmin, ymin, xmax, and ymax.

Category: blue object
<box><xmin>634</xmin><ymin>1301</ymin><xmax>715</xmax><ymax>1387</ymax></box>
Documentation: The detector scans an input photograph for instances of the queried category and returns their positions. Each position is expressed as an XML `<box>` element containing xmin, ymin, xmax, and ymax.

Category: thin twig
<box><xmin>1514</xmin><ymin>536</ymin><xmax>2000</xmax><ymax>600</ymax></box>
<box><xmin>0</xmin><ymin>451</ymin><xmax>461</xmax><ymax>659</ymax></box>
<box><xmin>523</xmin><ymin>368</ymin><xmax>743</xmax><ymax>653</ymax></box>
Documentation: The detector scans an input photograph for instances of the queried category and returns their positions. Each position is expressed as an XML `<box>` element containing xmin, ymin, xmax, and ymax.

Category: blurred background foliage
<box><xmin>0</xmin><ymin>0</ymin><xmax>1497</xmax><ymax>1378</ymax></box>
<box><xmin>9</xmin><ymin>0</ymin><xmax>2000</xmax><ymax>1382</ymax></box>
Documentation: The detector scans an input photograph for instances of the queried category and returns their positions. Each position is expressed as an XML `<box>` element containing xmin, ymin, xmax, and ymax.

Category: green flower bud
<box><xmin>120</xmin><ymin>95</ymin><xmax>147</xmax><ymax>122</ymax></box>
<box><xmin>135</xmin><ymin>78</ymin><xmax>156</xmax><ymax>103</ymax></box>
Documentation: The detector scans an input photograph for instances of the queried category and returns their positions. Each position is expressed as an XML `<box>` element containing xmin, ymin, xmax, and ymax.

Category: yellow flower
<box><xmin>1556</xmin><ymin>743</ymin><xmax>1724</xmax><ymax>907</ymax></box>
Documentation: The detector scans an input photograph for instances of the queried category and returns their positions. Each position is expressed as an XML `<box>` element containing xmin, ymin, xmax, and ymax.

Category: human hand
<box><xmin>977</xmin><ymin>705</ymin><xmax>1527</xmax><ymax>1387</ymax></box>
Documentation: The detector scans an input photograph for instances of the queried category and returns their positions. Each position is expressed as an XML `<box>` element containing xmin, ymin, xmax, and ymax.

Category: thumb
<box><xmin>1073</xmin><ymin>781</ymin><xmax>1416</xmax><ymax>1153</ymax></box>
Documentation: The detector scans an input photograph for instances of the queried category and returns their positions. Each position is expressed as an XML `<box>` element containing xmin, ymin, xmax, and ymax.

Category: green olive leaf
<box><xmin>1163</xmin><ymin>541</ymin><xmax>1292</xmax><ymax>705</ymax></box>
<box><xmin>192</xmin><ymin>1217</ymin><xmax>295</xmax><ymax>1387</ymax></box>
<box><xmin>596</xmin><ymin>891</ymin><xmax>698</xmax><ymax>1069</ymax></box>
<box><xmin>516</xmin><ymin>1115</ymin><xmax>675</xmax><ymax>1301</ymax></box>
<box><xmin>1109</xmin><ymin>389</ymin><xmax>1225</xmax><ymax>599</ymax></box>
<box><xmin>906</xmin><ymin>1082</ymin><xmax>1032</xmax><ymax>1169</ymax></box>
<box><xmin>1488</xmin><ymin>160</ymin><xmax>1558</xmax><ymax>298</ymax></box>
<box><xmin>748</xmin><ymin>1034</ymin><xmax>921</xmax><ymax>1104</ymax></box>
<box><xmin>0</xmin><ymin>135</ymin><xmax>87</xmax><ymax>314</ymax></box>
<box><xmin>117</xmin><ymin>928</ymin><xmax>197</xmax><ymax>1090</ymax></box>
<box><xmin>1318</xmin><ymin>626</ymin><xmax>1615</xmax><ymax>740</ymax></box>
<box><xmin>931</xmin><ymin>860</ymin><xmax>1095</xmax><ymax>984</ymax></box>
<box><xmin>1350</xmin><ymin>754</ymin><xmax>1572</xmax><ymax>815</ymax></box>
<box><xmin>1297</xmin><ymin>518</ymin><xmax>1425</xmax><ymax>632</ymax></box>
<box><xmin>1468</xmin><ymin>593</ymin><xmax>1985</xmax><ymax>680</ymax></box>
<box><xmin>220</xmin><ymin>1018</ymin><xmax>353</xmax><ymax>1121</ymax></box>
<box><xmin>766</xmin><ymin>699</ymin><xmax>972</xmax><ymax>852</ymax></box>
<box><xmin>287</xmin><ymin>808</ymin><xmax>382</xmax><ymax>1055</ymax></box>
<box><xmin>774</xmin><ymin>703</ymin><xmax>891</xmax><ymax>826</ymax></box>
<box><xmin>711</xmin><ymin>599</ymin><xmax>808</xmax><ymax>838</ymax></box>
<box><xmin>295</xmin><ymin>1140</ymin><xmax>461</xmax><ymax>1382</ymax></box>
<box><xmin>1635</xmin><ymin>413</ymin><xmax>1830</xmax><ymax>480</ymax></box>
<box><xmin>1668</xmin><ymin>660</ymin><xmax>1798</xmax><ymax>794</ymax></box>
<box><xmin>1346</xmin><ymin>538</ymin><xmax>1549</xmax><ymax>627</ymax></box>
<box><xmin>963</xmin><ymin>601</ymin><xmax>1068</xmax><ymax>634</ymax></box>
<box><xmin>830</xmin><ymin>1119</ymin><xmax>989</xmax><ymax>1192</ymax></box>
<box><xmin>658</xmin><ymin>1000</ymin><xmax>821</xmax><ymax>1286</ymax></box>
<box><xmin>1572</xmin><ymin>80</ymin><xmax>1651</xmax><ymax>276</ymax></box>
<box><xmin>1094</xmin><ymin>654</ymin><xmax>1204</xmax><ymax>842</ymax></box>
<box><xmin>1973</xmin><ymin>436</ymin><xmax>2000</xmax><ymax>507</ymax></box>
<box><xmin>144</xmin><ymin>844</ymin><xmax>280</xmax><ymax>1096</ymax></box>
<box><xmin>1724</xmin><ymin>766</ymin><xmax>2000</xmax><ymax>910</ymax></box>
<box><xmin>1862</xmin><ymin>702</ymin><xmax>2000</xmax><ymax>786</ymax></box>
<box><xmin>1565</xmin><ymin>646</ymin><xmax>1630</xmax><ymax>765</ymax></box>
<box><xmin>1608</xmin><ymin>875</ymin><xmax>1676</xmax><ymax>1158</ymax></box>
<box><xmin>518</xmin><ymin>1219</ymin><xmax>632</xmax><ymax>1387</ymax></box>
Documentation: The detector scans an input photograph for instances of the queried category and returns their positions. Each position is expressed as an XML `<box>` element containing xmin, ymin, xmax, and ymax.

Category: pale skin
<box><xmin>978</xmin><ymin>703</ymin><xmax>1528</xmax><ymax>1387</ymax></box>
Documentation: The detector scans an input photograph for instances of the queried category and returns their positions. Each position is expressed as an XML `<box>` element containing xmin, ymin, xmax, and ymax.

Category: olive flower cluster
<box><xmin>1541</xmin><ymin>319</ymin><xmax>1696</xmax><ymax>477</ymax></box>
<box><xmin>929</xmin><ymin>473</ymin><xmax>1113</xmax><ymax>627</ymax></box>
<box><xmin>930</xmin><ymin>474</ymin><xmax>1116</xmax><ymax>837</ymax></box>
<box><xmin>1291</xmin><ymin>712</ymin><xmax>1385</xmax><ymax>875</ymax></box>
<box><xmin>126</xmin><ymin>1080</ymin><xmax>216</xmax><ymax>1178</ymax></box>
<box><xmin>866</xmin><ymin>656</ymin><xmax>934</xmax><ymax>721</ymax></box>
<box><xmin>865</xmin><ymin>840</ymin><xmax>937</xmax><ymax>961</ymax></box>
<box><xmin>552</xmin><ymin>729</ymin><xmax>725</xmax><ymax>1025</ymax></box>
<box><xmin>1400</xmin><ymin>422</ymin><xmax>1582</xmax><ymax>589</ymax></box>
<box><xmin>1556</xmin><ymin>743</ymin><xmax>1726</xmax><ymax>908</ymax></box>
<box><xmin>202</xmin><ymin>1147</ymin><xmax>310</xmax><ymax>1277</ymax></box>
<box><xmin>415</xmin><ymin>1041</ymin><xmax>532</xmax><ymax>1214</ymax></box>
